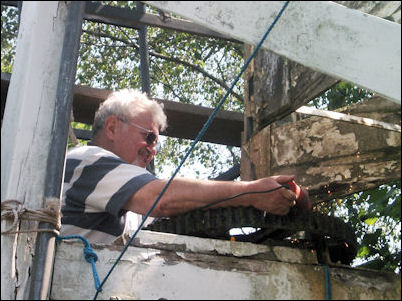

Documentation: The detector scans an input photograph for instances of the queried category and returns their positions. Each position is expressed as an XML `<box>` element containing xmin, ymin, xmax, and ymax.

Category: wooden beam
<box><xmin>155</xmin><ymin>97</ymin><xmax>243</xmax><ymax>146</ymax></box>
<box><xmin>1</xmin><ymin>73</ymin><xmax>243</xmax><ymax>146</ymax></box>
<box><xmin>241</xmin><ymin>97</ymin><xmax>401</xmax><ymax>201</ymax></box>
<box><xmin>1</xmin><ymin>2</ymin><xmax>84</xmax><ymax>299</ymax></box>
<box><xmin>84</xmin><ymin>2</ymin><xmax>239</xmax><ymax>42</ymax></box>
<box><xmin>243</xmin><ymin>46</ymin><xmax>339</xmax><ymax>131</ymax></box>
<box><xmin>145</xmin><ymin>1</ymin><xmax>401</xmax><ymax>104</ymax></box>
<box><xmin>334</xmin><ymin>1</ymin><xmax>401</xmax><ymax>24</ymax></box>
<box><xmin>72</xmin><ymin>85</ymin><xmax>243</xmax><ymax>146</ymax></box>
<box><xmin>1</xmin><ymin>1</ymin><xmax>239</xmax><ymax>42</ymax></box>
<box><xmin>0</xmin><ymin>72</ymin><xmax>10</xmax><ymax>119</ymax></box>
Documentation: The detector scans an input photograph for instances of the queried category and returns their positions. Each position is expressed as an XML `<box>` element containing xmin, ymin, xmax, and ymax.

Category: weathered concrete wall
<box><xmin>50</xmin><ymin>231</ymin><xmax>400</xmax><ymax>300</ymax></box>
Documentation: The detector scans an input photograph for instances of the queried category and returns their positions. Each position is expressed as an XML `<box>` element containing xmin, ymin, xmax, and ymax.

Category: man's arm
<box><xmin>124</xmin><ymin>175</ymin><xmax>296</xmax><ymax>217</ymax></box>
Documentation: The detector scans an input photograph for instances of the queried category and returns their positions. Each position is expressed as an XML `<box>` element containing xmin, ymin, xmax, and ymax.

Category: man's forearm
<box><xmin>125</xmin><ymin>175</ymin><xmax>296</xmax><ymax>217</ymax></box>
<box><xmin>158</xmin><ymin>177</ymin><xmax>253</xmax><ymax>215</ymax></box>
<box><xmin>127</xmin><ymin>177</ymin><xmax>251</xmax><ymax>217</ymax></box>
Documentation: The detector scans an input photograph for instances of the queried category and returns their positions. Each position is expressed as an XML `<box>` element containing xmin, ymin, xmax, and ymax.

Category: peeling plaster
<box><xmin>386</xmin><ymin>131</ymin><xmax>401</xmax><ymax>147</ymax></box>
<box><xmin>308</xmin><ymin>122</ymin><xmax>359</xmax><ymax>158</ymax></box>
<box><xmin>306</xmin><ymin>165</ymin><xmax>352</xmax><ymax>180</ymax></box>
<box><xmin>360</xmin><ymin>161</ymin><xmax>398</xmax><ymax>176</ymax></box>
<box><xmin>272</xmin><ymin>131</ymin><xmax>300</xmax><ymax>165</ymax></box>
<box><xmin>51</xmin><ymin>233</ymin><xmax>401</xmax><ymax>300</ymax></box>
<box><xmin>272</xmin><ymin>120</ymin><xmax>359</xmax><ymax>166</ymax></box>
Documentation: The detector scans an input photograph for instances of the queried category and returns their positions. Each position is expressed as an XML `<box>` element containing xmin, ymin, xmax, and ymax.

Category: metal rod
<box><xmin>28</xmin><ymin>2</ymin><xmax>85</xmax><ymax>299</ymax></box>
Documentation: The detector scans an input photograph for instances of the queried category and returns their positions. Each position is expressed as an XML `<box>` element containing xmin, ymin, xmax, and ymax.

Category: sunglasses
<box><xmin>118</xmin><ymin>118</ymin><xmax>159</xmax><ymax>146</ymax></box>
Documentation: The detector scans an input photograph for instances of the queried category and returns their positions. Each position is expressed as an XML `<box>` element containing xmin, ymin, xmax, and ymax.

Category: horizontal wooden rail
<box><xmin>1</xmin><ymin>73</ymin><xmax>244</xmax><ymax>146</ymax></box>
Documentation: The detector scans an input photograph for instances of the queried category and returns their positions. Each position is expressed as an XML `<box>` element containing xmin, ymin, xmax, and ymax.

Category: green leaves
<box><xmin>332</xmin><ymin>174</ymin><xmax>401</xmax><ymax>273</ymax></box>
<box><xmin>311</xmin><ymin>81</ymin><xmax>373</xmax><ymax>110</ymax></box>
<box><xmin>1</xmin><ymin>5</ymin><xmax>18</xmax><ymax>73</ymax></box>
<box><xmin>358</xmin><ymin>245</ymin><xmax>370</xmax><ymax>257</ymax></box>
<box><xmin>364</xmin><ymin>217</ymin><xmax>378</xmax><ymax>226</ymax></box>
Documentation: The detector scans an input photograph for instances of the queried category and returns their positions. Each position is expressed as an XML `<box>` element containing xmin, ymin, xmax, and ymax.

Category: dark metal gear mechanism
<box><xmin>144</xmin><ymin>206</ymin><xmax>358</xmax><ymax>265</ymax></box>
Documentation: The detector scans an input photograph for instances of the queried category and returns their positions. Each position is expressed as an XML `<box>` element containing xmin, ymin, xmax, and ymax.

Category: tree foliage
<box><xmin>311</xmin><ymin>81</ymin><xmax>373</xmax><ymax>109</ymax></box>
<box><xmin>1</xmin><ymin>2</ymin><xmax>400</xmax><ymax>273</ymax></box>
<box><xmin>0</xmin><ymin>5</ymin><xmax>17</xmax><ymax>73</ymax></box>
<box><xmin>339</xmin><ymin>182</ymin><xmax>401</xmax><ymax>272</ymax></box>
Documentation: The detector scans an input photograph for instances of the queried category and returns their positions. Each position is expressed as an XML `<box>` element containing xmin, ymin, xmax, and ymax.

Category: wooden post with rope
<box><xmin>1</xmin><ymin>2</ymin><xmax>84</xmax><ymax>299</ymax></box>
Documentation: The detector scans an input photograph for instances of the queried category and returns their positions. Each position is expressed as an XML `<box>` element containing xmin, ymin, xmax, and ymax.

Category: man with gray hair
<box><xmin>61</xmin><ymin>89</ymin><xmax>297</xmax><ymax>244</ymax></box>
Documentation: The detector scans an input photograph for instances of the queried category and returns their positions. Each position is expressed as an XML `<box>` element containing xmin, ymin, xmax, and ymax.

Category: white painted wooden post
<box><xmin>145</xmin><ymin>1</ymin><xmax>401</xmax><ymax>104</ymax></box>
<box><xmin>1</xmin><ymin>2</ymin><xmax>83</xmax><ymax>299</ymax></box>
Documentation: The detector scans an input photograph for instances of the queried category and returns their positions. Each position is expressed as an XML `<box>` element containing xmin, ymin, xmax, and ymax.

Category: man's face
<box><xmin>112</xmin><ymin>112</ymin><xmax>159</xmax><ymax>168</ymax></box>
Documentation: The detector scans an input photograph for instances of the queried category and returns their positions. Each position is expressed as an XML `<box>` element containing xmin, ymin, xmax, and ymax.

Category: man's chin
<box><xmin>131</xmin><ymin>159</ymin><xmax>147</xmax><ymax>168</ymax></box>
<box><xmin>132</xmin><ymin>152</ymin><xmax>153</xmax><ymax>168</ymax></box>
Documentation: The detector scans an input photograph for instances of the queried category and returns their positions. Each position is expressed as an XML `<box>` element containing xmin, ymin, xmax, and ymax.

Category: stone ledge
<box><xmin>81</xmin><ymin>230</ymin><xmax>318</xmax><ymax>265</ymax></box>
<box><xmin>51</xmin><ymin>234</ymin><xmax>401</xmax><ymax>300</ymax></box>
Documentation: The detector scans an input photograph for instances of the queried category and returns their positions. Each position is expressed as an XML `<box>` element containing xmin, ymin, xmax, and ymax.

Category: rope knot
<box><xmin>57</xmin><ymin>235</ymin><xmax>102</xmax><ymax>292</ymax></box>
<box><xmin>1</xmin><ymin>199</ymin><xmax>61</xmax><ymax>235</ymax></box>
<box><xmin>84</xmin><ymin>245</ymin><xmax>98</xmax><ymax>263</ymax></box>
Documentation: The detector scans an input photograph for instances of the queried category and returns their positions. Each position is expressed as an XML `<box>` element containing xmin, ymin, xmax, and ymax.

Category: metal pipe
<box><xmin>28</xmin><ymin>2</ymin><xmax>85</xmax><ymax>299</ymax></box>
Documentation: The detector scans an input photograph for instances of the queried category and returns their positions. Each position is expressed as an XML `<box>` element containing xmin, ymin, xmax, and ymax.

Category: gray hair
<box><xmin>92</xmin><ymin>89</ymin><xmax>167</xmax><ymax>136</ymax></box>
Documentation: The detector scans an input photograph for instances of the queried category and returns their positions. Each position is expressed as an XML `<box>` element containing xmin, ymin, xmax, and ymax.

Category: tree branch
<box><xmin>82</xmin><ymin>29</ymin><xmax>244</xmax><ymax>103</ymax></box>
<box><xmin>150</xmin><ymin>58</ymin><xmax>190</xmax><ymax>103</ymax></box>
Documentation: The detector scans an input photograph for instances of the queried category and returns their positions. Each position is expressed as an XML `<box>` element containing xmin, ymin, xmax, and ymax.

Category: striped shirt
<box><xmin>61</xmin><ymin>145</ymin><xmax>157</xmax><ymax>244</ymax></box>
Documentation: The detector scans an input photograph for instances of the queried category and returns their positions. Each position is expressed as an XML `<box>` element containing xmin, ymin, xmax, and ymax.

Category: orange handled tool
<box><xmin>286</xmin><ymin>180</ymin><xmax>311</xmax><ymax>210</ymax></box>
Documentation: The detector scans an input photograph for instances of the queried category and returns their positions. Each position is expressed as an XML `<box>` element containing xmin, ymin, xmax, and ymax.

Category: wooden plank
<box><xmin>334</xmin><ymin>95</ymin><xmax>402</xmax><ymax>125</ymax></box>
<box><xmin>156</xmin><ymin>97</ymin><xmax>243</xmax><ymax>146</ymax></box>
<box><xmin>73</xmin><ymin>84</ymin><xmax>244</xmax><ymax>146</ymax></box>
<box><xmin>2</xmin><ymin>1</ymin><xmax>240</xmax><ymax>42</ymax></box>
<box><xmin>1</xmin><ymin>73</ymin><xmax>243</xmax><ymax>147</ymax></box>
<box><xmin>243</xmin><ymin>45</ymin><xmax>339</xmax><ymax>131</ymax></box>
<box><xmin>334</xmin><ymin>1</ymin><xmax>401</xmax><ymax>24</ymax></box>
<box><xmin>71</xmin><ymin>85</ymin><xmax>243</xmax><ymax>146</ymax></box>
<box><xmin>243</xmin><ymin>98</ymin><xmax>401</xmax><ymax>201</ymax></box>
<box><xmin>0</xmin><ymin>72</ymin><xmax>10</xmax><ymax>120</ymax></box>
<box><xmin>85</xmin><ymin>2</ymin><xmax>240</xmax><ymax>42</ymax></box>
<box><xmin>2</xmin><ymin>74</ymin><xmax>243</xmax><ymax>146</ymax></box>
<box><xmin>145</xmin><ymin>1</ymin><xmax>401</xmax><ymax>104</ymax></box>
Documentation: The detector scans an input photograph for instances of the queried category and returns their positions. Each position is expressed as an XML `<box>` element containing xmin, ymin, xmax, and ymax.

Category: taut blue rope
<box><xmin>56</xmin><ymin>235</ymin><xmax>102</xmax><ymax>293</ymax></box>
<box><xmin>94</xmin><ymin>2</ymin><xmax>290</xmax><ymax>299</ymax></box>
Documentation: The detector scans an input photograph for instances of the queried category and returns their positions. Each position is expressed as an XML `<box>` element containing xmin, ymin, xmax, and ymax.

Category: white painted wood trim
<box><xmin>145</xmin><ymin>1</ymin><xmax>401</xmax><ymax>104</ymax></box>
<box><xmin>1</xmin><ymin>2</ymin><xmax>72</xmax><ymax>299</ymax></box>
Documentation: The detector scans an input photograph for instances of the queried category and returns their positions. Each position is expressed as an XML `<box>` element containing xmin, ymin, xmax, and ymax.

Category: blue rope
<box><xmin>93</xmin><ymin>2</ymin><xmax>290</xmax><ymax>299</ymax></box>
<box><xmin>324</xmin><ymin>265</ymin><xmax>332</xmax><ymax>300</ymax></box>
<box><xmin>56</xmin><ymin>235</ymin><xmax>102</xmax><ymax>293</ymax></box>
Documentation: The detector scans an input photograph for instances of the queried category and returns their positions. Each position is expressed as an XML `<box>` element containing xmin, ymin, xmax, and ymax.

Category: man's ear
<box><xmin>104</xmin><ymin>115</ymin><xmax>119</xmax><ymax>140</ymax></box>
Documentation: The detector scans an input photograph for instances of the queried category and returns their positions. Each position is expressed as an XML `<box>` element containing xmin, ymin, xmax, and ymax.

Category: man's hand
<box><xmin>246</xmin><ymin>175</ymin><xmax>297</xmax><ymax>215</ymax></box>
<box><xmin>127</xmin><ymin>174</ymin><xmax>298</xmax><ymax>218</ymax></box>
